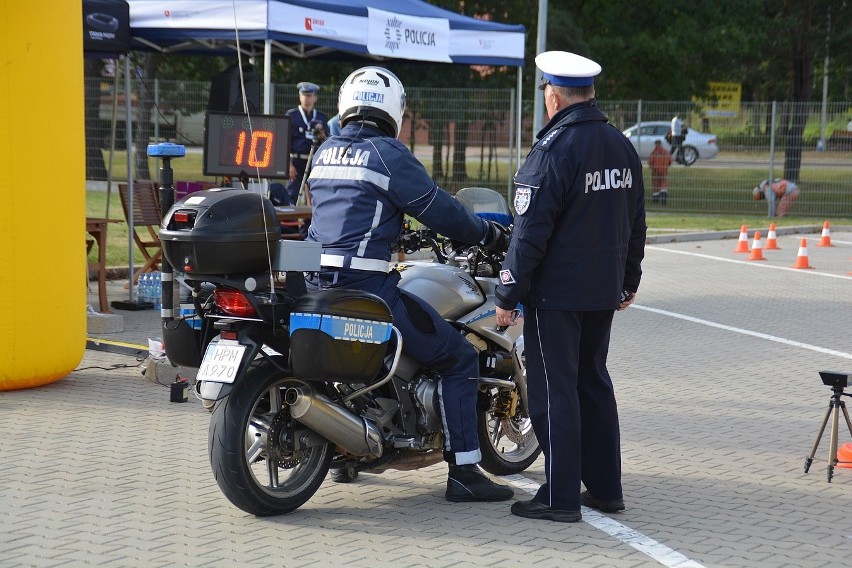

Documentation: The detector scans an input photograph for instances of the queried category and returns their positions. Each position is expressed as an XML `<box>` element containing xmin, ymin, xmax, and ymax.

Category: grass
<box><xmin>643</xmin><ymin>212</ymin><xmax>849</xmax><ymax>233</ymax></box>
<box><xmin>87</xmin><ymin>187</ymin><xmax>850</xmax><ymax>270</ymax></box>
<box><xmin>89</xmin><ymin>148</ymin><xmax>850</xmax><ymax>268</ymax></box>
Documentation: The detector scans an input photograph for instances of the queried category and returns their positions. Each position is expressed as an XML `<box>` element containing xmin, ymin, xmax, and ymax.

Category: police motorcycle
<box><xmin>159</xmin><ymin>186</ymin><xmax>540</xmax><ymax>516</ymax></box>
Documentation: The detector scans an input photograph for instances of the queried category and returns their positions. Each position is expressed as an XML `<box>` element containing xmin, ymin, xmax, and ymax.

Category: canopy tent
<box><xmin>126</xmin><ymin>0</ymin><xmax>526</xmax><ymax>163</ymax></box>
<box><xmin>127</xmin><ymin>0</ymin><xmax>525</xmax><ymax>66</ymax></box>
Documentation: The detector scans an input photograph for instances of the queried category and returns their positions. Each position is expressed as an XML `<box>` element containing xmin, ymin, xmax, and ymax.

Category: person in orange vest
<box><xmin>648</xmin><ymin>140</ymin><xmax>672</xmax><ymax>205</ymax></box>
<box><xmin>753</xmin><ymin>178</ymin><xmax>800</xmax><ymax>216</ymax></box>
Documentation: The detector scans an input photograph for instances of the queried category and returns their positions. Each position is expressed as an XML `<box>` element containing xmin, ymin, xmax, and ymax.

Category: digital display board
<box><xmin>203</xmin><ymin>112</ymin><xmax>291</xmax><ymax>179</ymax></box>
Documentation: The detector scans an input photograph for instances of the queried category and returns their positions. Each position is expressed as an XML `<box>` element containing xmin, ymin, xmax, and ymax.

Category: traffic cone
<box><xmin>733</xmin><ymin>225</ymin><xmax>750</xmax><ymax>253</ymax></box>
<box><xmin>764</xmin><ymin>223</ymin><xmax>780</xmax><ymax>250</ymax></box>
<box><xmin>837</xmin><ymin>442</ymin><xmax>852</xmax><ymax>468</ymax></box>
<box><xmin>817</xmin><ymin>221</ymin><xmax>834</xmax><ymax>247</ymax></box>
<box><xmin>790</xmin><ymin>238</ymin><xmax>814</xmax><ymax>269</ymax></box>
<box><xmin>748</xmin><ymin>231</ymin><xmax>766</xmax><ymax>261</ymax></box>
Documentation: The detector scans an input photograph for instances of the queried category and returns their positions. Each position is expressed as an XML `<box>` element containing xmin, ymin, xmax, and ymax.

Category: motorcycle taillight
<box><xmin>169</xmin><ymin>209</ymin><xmax>197</xmax><ymax>229</ymax></box>
<box><xmin>213</xmin><ymin>289</ymin><xmax>257</xmax><ymax>317</ymax></box>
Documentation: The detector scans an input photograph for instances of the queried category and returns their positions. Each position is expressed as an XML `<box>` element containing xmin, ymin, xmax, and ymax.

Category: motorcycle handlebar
<box><xmin>397</xmin><ymin>225</ymin><xmax>509</xmax><ymax>277</ymax></box>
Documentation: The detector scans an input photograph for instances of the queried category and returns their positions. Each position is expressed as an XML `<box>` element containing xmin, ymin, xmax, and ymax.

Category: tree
<box><xmin>768</xmin><ymin>0</ymin><xmax>850</xmax><ymax>180</ymax></box>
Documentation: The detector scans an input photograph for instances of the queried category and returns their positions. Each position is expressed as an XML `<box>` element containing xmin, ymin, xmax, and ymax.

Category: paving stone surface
<box><xmin>1</xmin><ymin>230</ymin><xmax>850</xmax><ymax>567</ymax></box>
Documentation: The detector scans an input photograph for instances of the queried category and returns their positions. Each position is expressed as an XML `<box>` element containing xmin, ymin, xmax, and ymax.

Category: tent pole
<box><xmin>533</xmin><ymin>0</ymin><xmax>547</xmax><ymax>137</ymax></box>
<box><xmin>262</xmin><ymin>39</ymin><xmax>272</xmax><ymax>197</ymax></box>
<box><xmin>125</xmin><ymin>54</ymin><xmax>136</xmax><ymax>301</ymax></box>
<box><xmin>509</xmin><ymin>67</ymin><xmax>524</xmax><ymax>177</ymax></box>
<box><xmin>106</xmin><ymin>58</ymin><xmax>119</xmax><ymax>221</ymax></box>
<box><xmin>264</xmin><ymin>39</ymin><xmax>272</xmax><ymax>114</ymax></box>
<box><xmin>507</xmin><ymin>86</ymin><xmax>515</xmax><ymax>202</ymax></box>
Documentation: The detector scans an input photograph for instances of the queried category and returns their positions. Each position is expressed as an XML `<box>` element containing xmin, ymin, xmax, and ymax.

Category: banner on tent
<box><xmin>367</xmin><ymin>8</ymin><xmax>451</xmax><ymax>63</ymax></box>
<box><xmin>269</xmin><ymin>2</ymin><xmax>364</xmax><ymax>47</ymax></box>
<box><xmin>130</xmin><ymin>1</ymin><xmax>267</xmax><ymax>31</ymax></box>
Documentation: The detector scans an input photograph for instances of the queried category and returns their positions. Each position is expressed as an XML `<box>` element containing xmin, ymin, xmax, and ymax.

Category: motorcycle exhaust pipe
<box><xmin>284</xmin><ymin>387</ymin><xmax>383</xmax><ymax>459</ymax></box>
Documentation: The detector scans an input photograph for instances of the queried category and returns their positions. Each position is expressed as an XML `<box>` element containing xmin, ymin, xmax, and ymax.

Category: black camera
<box><xmin>307</xmin><ymin>124</ymin><xmax>325</xmax><ymax>144</ymax></box>
<box><xmin>819</xmin><ymin>370</ymin><xmax>849</xmax><ymax>389</ymax></box>
<box><xmin>619</xmin><ymin>290</ymin><xmax>634</xmax><ymax>303</ymax></box>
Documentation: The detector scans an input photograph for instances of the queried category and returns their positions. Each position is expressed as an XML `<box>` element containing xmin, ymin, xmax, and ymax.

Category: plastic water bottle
<box><xmin>152</xmin><ymin>272</ymin><xmax>162</xmax><ymax>310</ymax></box>
<box><xmin>137</xmin><ymin>273</ymin><xmax>149</xmax><ymax>304</ymax></box>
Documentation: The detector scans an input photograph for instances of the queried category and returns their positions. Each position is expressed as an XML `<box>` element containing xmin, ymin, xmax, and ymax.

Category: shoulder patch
<box><xmin>514</xmin><ymin>187</ymin><xmax>532</xmax><ymax>215</ymax></box>
<box><xmin>536</xmin><ymin>127</ymin><xmax>565</xmax><ymax>151</ymax></box>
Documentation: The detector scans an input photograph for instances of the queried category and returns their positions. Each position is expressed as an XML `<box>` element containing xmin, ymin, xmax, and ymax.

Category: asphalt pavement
<box><xmin>1</xmin><ymin>226</ymin><xmax>851</xmax><ymax>567</ymax></box>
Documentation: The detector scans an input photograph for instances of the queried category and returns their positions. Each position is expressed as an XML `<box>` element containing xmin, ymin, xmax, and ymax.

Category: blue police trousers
<box><xmin>524</xmin><ymin>307</ymin><xmax>622</xmax><ymax>510</ymax></box>
<box><xmin>309</xmin><ymin>269</ymin><xmax>482</xmax><ymax>465</ymax></box>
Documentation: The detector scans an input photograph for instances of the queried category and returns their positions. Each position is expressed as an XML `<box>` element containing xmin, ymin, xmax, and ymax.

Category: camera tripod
<box><xmin>803</xmin><ymin>382</ymin><xmax>852</xmax><ymax>482</ymax></box>
<box><xmin>296</xmin><ymin>135</ymin><xmax>322</xmax><ymax>206</ymax></box>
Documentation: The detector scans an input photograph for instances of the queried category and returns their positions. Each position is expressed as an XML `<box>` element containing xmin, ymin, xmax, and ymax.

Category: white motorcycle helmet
<box><xmin>338</xmin><ymin>66</ymin><xmax>406</xmax><ymax>138</ymax></box>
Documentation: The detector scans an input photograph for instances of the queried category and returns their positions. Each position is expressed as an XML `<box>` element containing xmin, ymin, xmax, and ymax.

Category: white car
<box><xmin>622</xmin><ymin>121</ymin><xmax>719</xmax><ymax>166</ymax></box>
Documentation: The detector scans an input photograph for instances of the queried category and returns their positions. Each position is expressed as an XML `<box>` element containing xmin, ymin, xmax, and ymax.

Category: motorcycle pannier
<box><xmin>289</xmin><ymin>290</ymin><xmax>393</xmax><ymax>382</ymax></box>
<box><xmin>160</xmin><ymin>189</ymin><xmax>279</xmax><ymax>276</ymax></box>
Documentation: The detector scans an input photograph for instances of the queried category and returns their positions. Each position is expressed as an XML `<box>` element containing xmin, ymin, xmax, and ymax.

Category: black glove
<box><xmin>480</xmin><ymin>220</ymin><xmax>510</xmax><ymax>253</ymax></box>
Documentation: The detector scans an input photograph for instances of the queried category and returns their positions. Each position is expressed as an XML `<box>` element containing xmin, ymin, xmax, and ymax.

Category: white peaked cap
<box><xmin>535</xmin><ymin>51</ymin><xmax>602</xmax><ymax>87</ymax></box>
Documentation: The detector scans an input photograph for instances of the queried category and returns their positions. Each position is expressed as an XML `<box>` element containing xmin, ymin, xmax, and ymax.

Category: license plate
<box><xmin>197</xmin><ymin>340</ymin><xmax>247</xmax><ymax>384</ymax></box>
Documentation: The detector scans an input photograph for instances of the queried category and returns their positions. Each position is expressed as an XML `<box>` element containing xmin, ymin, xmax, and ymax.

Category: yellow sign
<box><xmin>705</xmin><ymin>82</ymin><xmax>742</xmax><ymax>117</ymax></box>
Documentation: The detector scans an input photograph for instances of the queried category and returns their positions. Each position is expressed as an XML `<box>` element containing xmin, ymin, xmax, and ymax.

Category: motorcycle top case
<box><xmin>160</xmin><ymin>189</ymin><xmax>279</xmax><ymax>276</ymax></box>
<box><xmin>289</xmin><ymin>289</ymin><xmax>393</xmax><ymax>382</ymax></box>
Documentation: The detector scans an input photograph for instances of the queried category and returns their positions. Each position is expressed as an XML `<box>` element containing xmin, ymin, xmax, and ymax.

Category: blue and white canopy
<box><xmin>127</xmin><ymin>0</ymin><xmax>526</xmax><ymax>67</ymax></box>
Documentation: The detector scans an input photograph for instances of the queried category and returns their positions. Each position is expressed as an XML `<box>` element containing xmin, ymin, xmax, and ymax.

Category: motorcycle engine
<box><xmin>411</xmin><ymin>373</ymin><xmax>443</xmax><ymax>433</ymax></box>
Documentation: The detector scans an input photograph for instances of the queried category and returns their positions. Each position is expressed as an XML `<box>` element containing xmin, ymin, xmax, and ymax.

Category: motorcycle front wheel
<box><xmin>476</xmin><ymin>388</ymin><xmax>541</xmax><ymax>475</ymax></box>
<box><xmin>208</xmin><ymin>358</ymin><xmax>333</xmax><ymax>516</ymax></box>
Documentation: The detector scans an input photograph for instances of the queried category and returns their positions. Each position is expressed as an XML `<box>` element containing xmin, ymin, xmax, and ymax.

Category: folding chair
<box><xmin>118</xmin><ymin>181</ymin><xmax>163</xmax><ymax>284</ymax></box>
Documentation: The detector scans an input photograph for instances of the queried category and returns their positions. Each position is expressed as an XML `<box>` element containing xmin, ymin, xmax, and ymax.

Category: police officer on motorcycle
<box><xmin>306</xmin><ymin>66</ymin><xmax>513</xmax><ymax>503</ymax></box>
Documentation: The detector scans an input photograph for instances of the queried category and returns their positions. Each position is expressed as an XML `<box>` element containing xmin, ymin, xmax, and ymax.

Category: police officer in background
<box><xmin>495</xmin><ymin>51</ymin><xmax>646</xmax><ymax>523</ymax></box>
<box><xmin>284</xmin><ymin>82</ymin><xmax>328</xmax><ymax>205</ymax></box>
<box><xmin>306</xmin><ymin>66</ymin><xmax>513</xmax><ymax>502</ymax></box>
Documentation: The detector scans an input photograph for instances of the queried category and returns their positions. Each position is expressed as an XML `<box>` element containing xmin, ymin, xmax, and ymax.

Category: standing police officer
<box><xmin>284</xmin><ymin>82</ymin><xmax>328</xmax><ymax>205</ymax></box>
<box><xmin>495</xmin><ymin>51</ymin><xmax>646</xmax><ymax>522</ymax></box>
<box><xmin>306</xmin><ymin>66</ymin><xmax>513</xmax><ymax>502</ymax></box>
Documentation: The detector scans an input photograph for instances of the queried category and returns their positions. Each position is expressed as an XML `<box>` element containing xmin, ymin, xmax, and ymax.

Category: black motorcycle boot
<box><xmin>329</xmin><ymin>466</ymin><xmax>359</xmax><ymax>483</ymax></box>
<box><xmin>580</xmin><ymin>490</ymin><xmax>625</xmax><ymax>513</ymax></box>
<box><xmin>445</xmin><ymin>464</ymin><xmax>514</xmax><ymax>502</ymax></box>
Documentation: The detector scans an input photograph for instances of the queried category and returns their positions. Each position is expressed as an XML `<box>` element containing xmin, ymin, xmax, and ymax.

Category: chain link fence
<box><xmin>86</xmin><ymin>77</ymin><xmax>851</xmax><ymax>218</ymax></box>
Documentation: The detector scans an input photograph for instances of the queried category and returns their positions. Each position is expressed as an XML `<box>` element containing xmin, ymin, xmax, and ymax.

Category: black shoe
<box><xmin>580</xmin><ymin>490</ymin><xmax>625</xmax><ymax>513</ymax></box>
<box><xmin>660</xmin><ymin>191</ymin><xmax>668</xmax><ymax>206</ymax></box>
<box><xmin>510</xmin><ymin>499</ymin><xmax>582</xmax><ymax>523</ymax></box>
<box><xmin>445</xmin><ymin>464</ymin><xmax>514</xmax><ymax>502</ymax></box>
<box><xmin>329</xmin><ymin>467</ymin><xmax>358</xmax><ymax>484</ymax></box>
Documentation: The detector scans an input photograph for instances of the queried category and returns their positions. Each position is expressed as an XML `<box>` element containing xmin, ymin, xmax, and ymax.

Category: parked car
<box><xmin>622</xmin><ymin>121</ymin><xmax>719</xmax><ymax>166</ymax></box>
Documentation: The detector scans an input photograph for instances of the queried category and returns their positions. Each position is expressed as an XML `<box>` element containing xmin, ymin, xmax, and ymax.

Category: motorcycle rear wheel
<box><xmin>476</xmin><ymin>389</ymin><xmax>541</xmax><ymax>475</ymax></box>
<box><xmin>208</xmin><ymin>359</ymin><xmax>333</xmax><ymax>516</ymax></box>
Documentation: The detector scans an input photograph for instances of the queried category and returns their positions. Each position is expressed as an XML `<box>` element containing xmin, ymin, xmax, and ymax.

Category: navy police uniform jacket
<box><xmin>307</xmin><ymin>122</ymin><xmax>489</xmax><ymax>261</ymax></box>
<box><xmin>495</xmin><ymin>101</ymin><xmax>646</xmax><ymax>312</ymax></box>
<box><xmin>286</xmin><ymin>106</ymin><xmax>328</xmax><ymax>157</ymax></box>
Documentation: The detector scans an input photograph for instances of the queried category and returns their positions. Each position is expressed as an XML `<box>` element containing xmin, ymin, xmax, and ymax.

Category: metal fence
<box><xmin>599</xmin><ymin>100</ymin><xmax>852</xmax><ymax>218</ymax></box>
<box><xmin>85</xmin><ymin>77</ymin><xmax>852</xmax><ymax>218</ymax></box>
